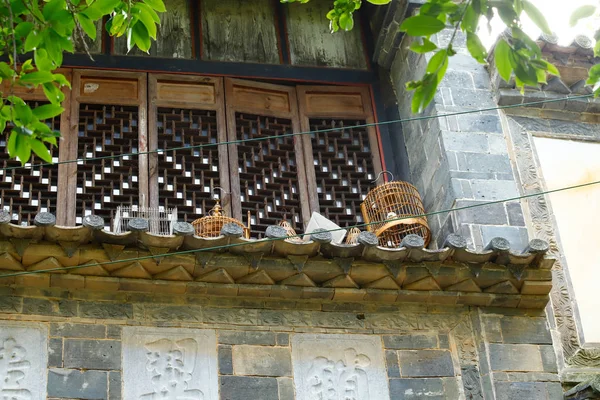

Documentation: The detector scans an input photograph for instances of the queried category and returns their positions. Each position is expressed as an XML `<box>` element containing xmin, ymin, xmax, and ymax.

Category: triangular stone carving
<box><xmin>155</xmin><ymin>266</ymin><xmax>193</xmax><ymax>281</ymax></box>
<box><xmin>27</xmin><ymin>257</ymin><xmax>64</xmax><ymax>273</ymax></box>
<box><xmin>0</xmin><ymin>252</ymin><xmax>24</xmax><ymax>271</ymax></box>
<box><xmin>365</xmin><ymin>276</ymin><xmax>401</xmax><ymax>290</ymax></box>
<box><xmin>323</xmin><ymin>275</ymin><xmax>359</xmax><ymax>289</ymax></box>
<box><xmin>10</xmin><ymin>239</ymin><xmax>31</xmax><ymax>257</ymax></box>
<box><xmin>195</xmin><ymin>252</ymin><xmax>215</xmax><ymax>269</ymax></box>
<box><xmin>196</xmin><ymin>268</ymin><xmax>234</xmax><ymax>284</ymax></box>
<box><xmin>102</xmin><ymin>244</ymin><xmax>125</xmax><ymax>261</ymax></box>
<box><xmin>403</xmin><ymin>276</ymin><xmax>441</xmax><ymax>291</ymax></box>
<box><xmin>445</xmin><ymin>279</ymin><xmax>481</xmax><ymax>293</ymax></box>
<box><xmin>59</xmin><ymin>241</ymin><xmax>79</xmax><ymax>258</ymax></box>
<box><xmin>112</xmin><ymin>262</ymin><xmax>152</xmax><ymax>279</ymax></box>
<box><xmin>470</xmin><ymin>264</ymin><xmax>482</xmax><ymax>278</ymax></box>
<box><xmin>236</xmin><ymin>270</ymin><xmax>275</xmax><ymax>285</ymax></box>
<box><xmin>72</xmin><ymin>260</ymin><xmax>109</xmax><ymax>276</ymax></box>
<box><xmin>334</xmin><ymin>257</ymin><xmax>354</xmax><ymax>275</ymax></box>
<box><xmin>280</xmin><ymin>273</ymin><xmax>316</xmax><ymax>287</ymax></box>
<box><xmin>484</xmin><ymin>280</ymin><xmax>519</xmax><ymax>294</ymax></box>
<box><xmin>384</xmin><ymin>260</ymin><xmax>403</xmax><ymax>279</ymax></box>
<box><xmin>244</xmin><ymin>253</ymin><xmax>263</xmax><ymax>270</ymax></box>
<box><xmin>148</xmin><ymin>247</ymin><xmax>171</xmax><ymax>265</ymax></box>
<box><xmin>508</xmin><ymin>265</ymin><xmax>527</xmax><ymax>280</ymax></box>
<box><xmin>287</xmin><ymin>255</ymin><xmax>309</xmax><ymax>272</ymax></box>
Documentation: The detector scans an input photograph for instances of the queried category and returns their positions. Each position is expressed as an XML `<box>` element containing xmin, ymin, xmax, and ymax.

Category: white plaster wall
<box><xmin>534</xmin><ymin>137</ymin><xmax>600</xmax><ymax>344</ymax></box>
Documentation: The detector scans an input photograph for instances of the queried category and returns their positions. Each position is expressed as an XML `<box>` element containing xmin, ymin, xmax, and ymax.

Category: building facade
<box><xmin>0</xmin><ymin>0</ymin><xmax>597</xmax><ymax>398</ymax></box>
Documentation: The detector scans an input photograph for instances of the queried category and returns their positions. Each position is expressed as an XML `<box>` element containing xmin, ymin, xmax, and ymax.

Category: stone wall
<box><xmin>0</xmin><ymin>285</ymin><xmax>560</xmax><ymax>399</ymax></box>
<box><xmin>388</xmin><ymin>28</ymin><xmax>529</xmax><ymax>251</ymax></box>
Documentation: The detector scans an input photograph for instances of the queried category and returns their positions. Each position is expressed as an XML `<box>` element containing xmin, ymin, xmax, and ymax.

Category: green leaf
<box><xmin>135</xmin><ymin>3</ymin><xmax>159</xmax><ymax>23</ymax></box>
<box><xmin>14</xmin><ymin>21</ymin><xmax>34</xmax><ymax>38</ymax></box>
<box><xmin>570</xmin><ymin>5</ymin><xmax>597</xmax><ymax>27</ymax></box>
<box><xmin>426</xmin><ymin>49</ymin><xmax>448</xmax><ymax>80</ymax></box>
<box><xmin>7</xmin><ymin>131</ymin><xmax>17</xmax><ymax>157</ymax></box>
<box><xmin>12</xmin><ymin>132</ymin><xmax>32</xmax><ymax>165</ymax></box>
<box><xmin>34</xmin><ymin>49</ymin><xmax>54</xmax><ymax>71</ymax></box>
<box><xmin>19</xmin><ymin>71</ymin><xmax>55</xmax><ymax>85</ymax></box>
<box><xmin>42</xmin><ymin>82</ymin><xmax>65</xmax><ymax>104</ymax></box>
<box><xmin>132</xmin><ymin>22</ymin><xmax>151</xmax><ymax>52</ymax></box>
<box><xmin>134</xmin><ymin>5</ymin><xmax>158</xmax><ymax>38</ymax></box>
<box><xmin>460</xmin><ymin>4</ymin><xmax>479</xmax><ymax>33</ymax></box>
<box><xmin>42</xmin><ymin>0</ymin><xmax>66</xmax><ymax>20</ymax></box>
<box><xmin>399</xmin><ymin>15</ymin><xmax>445</xmax><ymax>36</ymax></box>
<box><xmin>32</xmin><ymin>104</ymin><xmax>64</xmax><ymax>120</ymax></box>
<box><xmin>595</xmin><ymin>41</ymin><xmax>600</xmax><ymax>58</ymax></box>
<box><xmin>76</xmin><ymin>13</ymin><xmax>97</xmax><ymax>39</ymax></box>
<box><xmin>409</xmin><ymin>37</ymin><xmax>437</xmax><ymax>54</ymax></box>
<box><xmin>466</xmin><ymin>32</ymin><xmax>487</xmax><ymax>63</ymax></box>
<box><xmin>366</xmin><ymin>0</ymin><xmax>391</xmax><ymax>4</ymax></box>
<box><xmin>0</xmin><ymin>62</ymin><xmax>14</xmax><ymax>79</ymax></box>
<box><xmin>494</xmin><ymin>39</ymin><xmax>512</xmax><ymax>82</ymax></box>
<box><xmin>586</xmin><ymin>64</ymin><xmax>600</xmax><ymax>85</ymax></box>
<box><xmin>24</xmin><ymin>31</ymin><xmax>42</xmax><ymax>52</ymax></box>
<box><xmin>339</xmin><ymin>12</ymin><xmax>354</xmax><ymax>31</ymax></box>
<box><xmin>143</xmin><ymin>0</ymin><xmax>166</xmax><ymax>12</ymax></box>
<box><xmin>522</xmin><ymin>1</ymin><xmax>551</xmax><ymax>35</ymax></box>
<box><xmin>30</xmin><ymin>139</ymin><xmax>53</xmax><ymax>163</ymax></box>
<box><xmin>85</xmin><ymin>0</ymin><xmax>120</xmax><ymax>18</ymax></box>
<box><xmin>543</xmin><ymin>60</ymin><xmax>559</xmax><ymax>76</ymax></box>
<box><xmin>52</xmin><ymin>73</ymin><xmax>71</xmax><ymax>88</ymax></box>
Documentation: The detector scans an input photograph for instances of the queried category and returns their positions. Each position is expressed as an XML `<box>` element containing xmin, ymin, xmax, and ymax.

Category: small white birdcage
<box><xmin>113</xmin><ymin>205</ymin><xmax>178</xmax><ymax>235</ymax></box>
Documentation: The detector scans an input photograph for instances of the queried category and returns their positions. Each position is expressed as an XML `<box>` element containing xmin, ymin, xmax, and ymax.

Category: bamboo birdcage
<box><xmin>360</xmin><ymin>180</ymin><xmax>430</xmax><ymax>248</ymax></box>
<box><xmin>192</xmin><ymin>200</ymin><xmax>250</xmax><ymax>239</ymax></box>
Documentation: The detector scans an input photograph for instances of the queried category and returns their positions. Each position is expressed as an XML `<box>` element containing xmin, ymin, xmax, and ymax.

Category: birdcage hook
<box><xmin>371</xmin><ymin>170</ymin><xmax>394</xmax><ymax>184</ymax></box>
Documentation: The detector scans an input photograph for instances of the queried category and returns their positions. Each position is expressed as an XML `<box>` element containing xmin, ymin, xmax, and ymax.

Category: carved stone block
<box><xmin>291</xmin><ymin>333</ymin><xmax>390</xmax><ymax>400</ymax></box>
<box><xmin>0</xmin><ymin>322</ymin><xmax>48</xmax><ymax>400</ymax></box>
<box><xmin>123</xmin><ymin>326</ymin><xmax>218</xmax><ymax>400</ymax></box>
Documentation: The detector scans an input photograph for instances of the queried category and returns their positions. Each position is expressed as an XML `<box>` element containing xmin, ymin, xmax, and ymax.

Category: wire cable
<box><xmin>1</xmin><ymin>93</ymin><xmax>594</xmax><ymax>172</ymax></box>
<box><xmin>1</xmin><ymin>178</ymin><xmax>598</xmax><ymax>279</ymax></box>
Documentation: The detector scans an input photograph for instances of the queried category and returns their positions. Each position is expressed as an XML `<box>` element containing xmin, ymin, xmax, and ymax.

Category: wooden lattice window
<box><xmin>225</xmin><ymin>79</ymin><xmax>310</xmax><ymax>238</ymax></box>
<box><xmin>64</xmin><ymin>70</ymin><xmax>148</xmax><ymax>227</ymax></box>
<box><xmin>298</xmin><ymin>86</ymin><xmax>383</xmax><ymax>226</ymax></box>
<box><xmin>0</xmin><ymin>101</ymin><xmax>61</xmax><ymax>225</ymax></box>
<box><xmin>148</xmin><ymin>75</ymin><xmax>228</xmax><ymax>223</ymax></box>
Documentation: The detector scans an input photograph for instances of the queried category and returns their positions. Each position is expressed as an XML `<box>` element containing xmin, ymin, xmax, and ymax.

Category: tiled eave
<box><xmin>0</xmin><ymin>212</ymin><xmax>554</xmax><ymax>308</ymax></box>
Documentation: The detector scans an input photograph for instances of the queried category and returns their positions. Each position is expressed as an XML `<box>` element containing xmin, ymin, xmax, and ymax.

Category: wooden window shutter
<box><xmin>148</xmin><ymin>74</ymin><xmax>228</xmax><ymax>222</ymax></box>
<box><xmin>0</xmin><ymin>69</ymin><xmax>72</xmax><ymax>225</ymax></box>
<box><xmin>65</xmin><ymin>70</ymin><xmax>148</xmax><ymax>228</ymax></box>
<box><xmin>297</xmin><ymin>86</ymin><xmax>383</xmax><ymax>227</ymax></box>
<box><xmin>224</xmin><ymin>78</ymin><xmax>310</xmax><ymax>238</ymax></box>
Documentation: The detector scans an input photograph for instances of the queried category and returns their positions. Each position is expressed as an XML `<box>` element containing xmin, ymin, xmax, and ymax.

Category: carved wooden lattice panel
<box><xmin>75</xmin><ymin>104</ymin><xmax>140</xmax><ymax>228</ymax></box>
<box><xmin>0</xmin><ymin>102</ymin><xmax>60</xmax><ymax>225</ymax></box>
<box><xmin>236</xmin><ymin>113</ymin><xmax>303</xmax><ymax>238</ymax></box>
<box><xmin>156</xmin><ymin>107</ymin><xmax>220</xmax><ymax>222</ymax></box>
<box><xmin>309</xmin><ymin>118</ymin><xmax>375</xmax><ymax>227</ymax></box>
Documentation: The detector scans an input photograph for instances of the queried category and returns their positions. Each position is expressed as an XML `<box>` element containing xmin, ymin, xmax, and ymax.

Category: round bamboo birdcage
<box><xmin>360</xmin><ymin>181</ymin><xmax>430</xmax><ymax>248</ymax></box>
<box><xmin>345</xmin><ymin>227</ymin><xmax>362</xmax><ymax>245</ymax></box>
<box><xmin>278</xmin><ymin>219</ymin><xmax>303</xmax><ymax>242</ymax></box>
<box><xmin>192</xmin><ymin>200</ymin><xmax>250</xmax><ymax>239</ymax></box>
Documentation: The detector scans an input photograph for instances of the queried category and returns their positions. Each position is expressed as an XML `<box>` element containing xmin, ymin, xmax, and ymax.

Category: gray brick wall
<box><xmin>389</xmin><ymin>29</ymin><xmax>529</xmax><ymax>251</ymax></box>
<box><xmin>4</xmin><ymin>289</ymin><xmax>560</xmax><ymax>400</ymax></box>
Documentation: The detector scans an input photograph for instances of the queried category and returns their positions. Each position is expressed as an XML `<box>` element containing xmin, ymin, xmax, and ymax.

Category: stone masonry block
<box><xmin>22</xmin><ymin>298</ymin><xmax>76</xmax><ymax>316</ymax></box>
<box><xmin>480</xmin><ymin>226</ymin><xmax>529</xmax><ymax>252</ymax></box>
<box><xmin>220</xmin><ymin>376</ymin><xmax>278</xmax><ymax>400</ymax></box>
<box><xmin>278</xmin><ymin>377</ymin><xmax>295</xmax><ymax>400</ymax></box>
<box><xmin>48</xmin><ymin>337</ymin><xmax>63</xmax><ymax>368</ymax></box>
<box><xmin>456</xmin><ymin>200</ymin><xmax>508</xmax><ymax>225</ymax></box>
<box><xmin>219</xmin><ymin>345</ymin><xmax>233</xmax><ymax>375</ymax></box>
<box><xmin>470</xmin><ymin>179</ymin><xmax>519</xmax><ymax>201</ymax></box>
<box><xmin>109</xmin><ymin>371</ymin><xmax>121</xmax><ymax>400</ymax></box>
<box><xmin>455</xmin><ymin>114</ymin><xmax>502</xmax><ymax>133</ymax></box>
<box><xmin>390</xmin><ymin>378</ymin><xmax>445</xmax><ymax>399</ymax></box>
<box><xmin>383</xmin><ymin>333</ymin><xmax>438</xmax><ymax>349</ymax></box>
<box><xmin>51</xmin><ymin>323</ymin><xmax>106</xmax><ymax>338</ymax></box>
<box><xmin>458</xmin><ymin>153</ymin><xmax>512</xmax><ymax>174</ymax></box>
<box><xmin>48</xmin><ymin>369</ymin><xmax>108</xmax><ymax>400</ymax></box>
<box><xmin>500</xmin><ymin>317</ymin><xmax>552</xmax><ymax>344</ymax></box>
<box><xmin>540</xmin><ymin>345</ymin><xmax>558</xmax><ymax>373</ymax></box>
<box><xmin>481</xmin><ymin>316</ymin><xmax>503</xmax><ymax>343</ymax></box>
<box><xmin>398</xmin><ymin>350</ymin><xmax>455</xmax><ymax>377</ymax></box>
<box><xmin>495</xmin><ymin>381</ymin><xmax>563</xmax><ymax>400</ymax></box>
<box><xmin>442</xmin><ymin>131</ymin><xmax>489</xmax><ymax>153</ymax></box>
<box><xmin>233</xmin><ymin>345</ymin><xmax>292</xmax><ymax>377</ymax></box>
<box><xmin>219</xmin><ymin>330</ymin><xmax>276</xmax><ymax>346</ymax></box>
<box><xmin>64</xmin><ymin>339</ymin><xmax>121</xmax><ymax>370</ymax></box>
<box><xmin>78</xmin><ymin>302</ymin><xmax>133</xmax><ymax>319</ymax></box>
<box><xmin>276</xmin><ymin>333</ymin><xmax>289</xmax><ymax>346</ymax></box>
<box><xmin>386</xmin><ymin>350</ymin><xmax>401</xmax><ymax>378</ymax></box>
<box><xmin>489</xmin><ymin>344</ymin><xmax>543</xmax><ymax>372</ymax></box>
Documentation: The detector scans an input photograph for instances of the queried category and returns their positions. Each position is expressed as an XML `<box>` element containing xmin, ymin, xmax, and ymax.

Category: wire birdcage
<box><xmin>278</xmin><ymin>219</ymin><xmax>304</xmax><ymax>242</ymax></box>
<box><xmin>192</xmin><ymin>200</ymin><xmax>250</xmax><ymax>238</ymax></box>
<box><xmin>360</xmin><ymin>176</ymin><xmax>430</xmax><ymax>248</ymax></box>
<box><xmin>113</xmin><ymin>205</ymin><xmax>178</xmax><ymax>235</ymax></box>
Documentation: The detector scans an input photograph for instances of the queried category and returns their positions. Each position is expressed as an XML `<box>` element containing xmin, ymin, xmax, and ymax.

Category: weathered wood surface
<box><xmin>285</xmin><ymin>0</ymin><xmax>367</xmax><ymax>70</ymax></box>
<box><xmin>201</xmin><ymin>0</ymin><xmax>280</xmax><ymax>64</ymax></box>
<box><xmin>114</xmin><ymin>0</ymin><xmax>193</xmax><ymax>58</ymax></box>
<box><xmin>74</xmin><ymin>20</ymin><xmax>103</xmax><ymax>54</ymax></box>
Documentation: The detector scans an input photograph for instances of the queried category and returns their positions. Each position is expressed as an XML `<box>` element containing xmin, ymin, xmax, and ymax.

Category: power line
<box><xmin>1</xmin><ymin>93</ymin><xmax>594</xmax><ymax>172</ymax></box>
<box><xmin>1</xmin><ymin>178</ymin><xmax>598</xmax><ymax>279</ymax></box>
